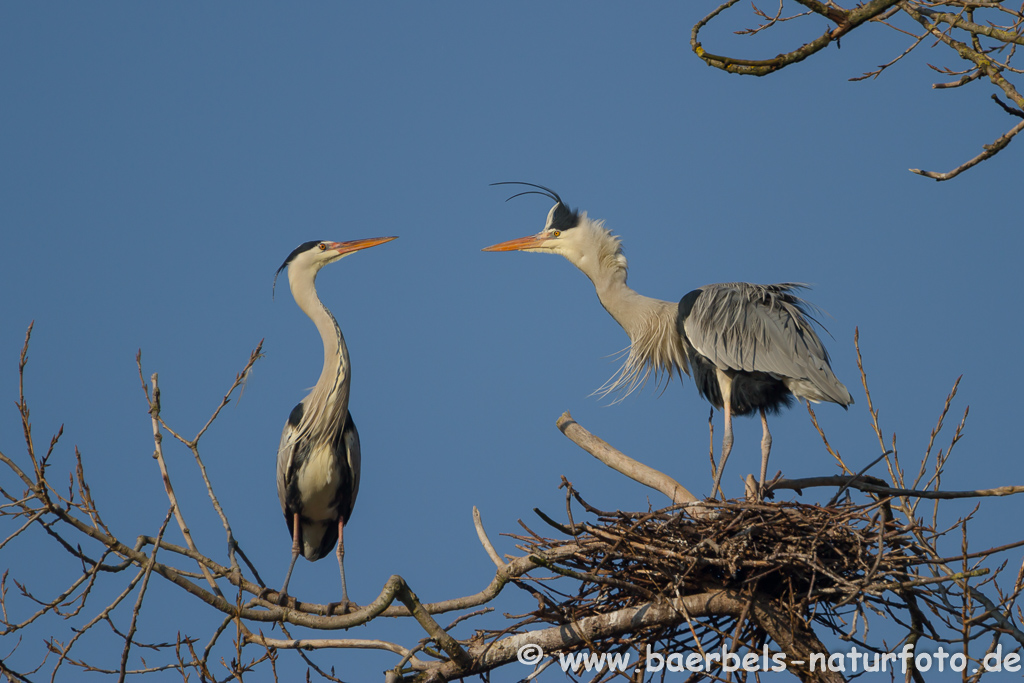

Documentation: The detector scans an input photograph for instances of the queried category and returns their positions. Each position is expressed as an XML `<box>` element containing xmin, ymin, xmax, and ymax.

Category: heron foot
<box><xmin>273</xmin><ymin>590</ymin><xmax>298</xmax><ymax>608</ymax></box>
<box><xmin>744</xmin><ymin>474</ymin><xmax>779</xmax><ymax>503</ymax></box>
<box><xmin>328</xmin><ymin>599</ymin><xmax>354</xmax><ymax>615</ymax></box>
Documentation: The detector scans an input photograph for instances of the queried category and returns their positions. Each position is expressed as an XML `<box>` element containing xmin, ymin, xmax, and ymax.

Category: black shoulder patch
<box><xmin>678</xmin><ymin>288</ymin><xmax>703</xmax><ymax>321</ymax></box>
<box><xmin>287</xmin><ymin>402</ymin><xmax>304</xmax><ymax>427</ymax></box>
<box><xmin>550</xmin><ymin>203</ymin><xmax>580</xmax><ymax>232</ymax></box>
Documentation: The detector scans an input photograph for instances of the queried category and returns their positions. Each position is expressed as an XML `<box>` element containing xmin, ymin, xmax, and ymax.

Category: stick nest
<box><xmin>505</xmin><ymin>497</ymin><xmax>925</xmax><ymax>660</ymax></box>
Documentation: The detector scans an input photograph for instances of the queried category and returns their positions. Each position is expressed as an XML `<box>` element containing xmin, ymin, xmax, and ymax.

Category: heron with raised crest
<box><xmin>483</xmin><ymin>183</ymin><xmax>851</xmax><ymax>498</ymax></box>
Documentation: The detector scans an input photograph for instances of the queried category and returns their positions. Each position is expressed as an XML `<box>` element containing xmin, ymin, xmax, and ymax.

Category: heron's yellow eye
<box><xmin>318</xmin><ymin>243</ymin><xmax>327</xmax><ymax>251</ymax></box>
<box><xmin>552</xmin><ymin>231</ymin><xmax>561</xmax><ymax>237</ymax></box>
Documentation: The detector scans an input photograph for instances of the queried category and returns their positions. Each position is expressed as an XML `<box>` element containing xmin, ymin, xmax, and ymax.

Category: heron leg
<box><xmin>759</xmin><ymin>408</ymin><xmax>772</xmax><ymax>500</ymax></box>
<box><xmin>335</xmin><ymin>518</ymin><xmax>351</xmax><ymax>612</ymax></box>
<box><xmin>711</xmin><ymin>371</ymin><xmax>734</xmax><ymax>499</ymax></box>
<box><xmin>707</xmin><ymin>407</ymin><xmax>714</xmax><ymax>469</ymax></box>
<box><xmin>278</xmin><ymin>512</ymin><xmax>302</xmax><ymax>604</ymax></box>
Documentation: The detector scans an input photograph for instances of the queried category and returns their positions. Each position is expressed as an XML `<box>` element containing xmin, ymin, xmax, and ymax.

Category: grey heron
<box><xmin>273</xmin><ymin>236</ymin><xmax>397</xmax><ymax>607</ymax></box>
<box><xmin>483</xmin><ymin>183</ymin><xmax>852</xmax><ymax>498</ymax></box>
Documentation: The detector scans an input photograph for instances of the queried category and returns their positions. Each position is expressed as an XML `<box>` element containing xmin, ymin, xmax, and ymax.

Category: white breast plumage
<box><xmin>295</xmin><ymin>441</ymin><xmax>342</xmax><ymax>522</ymax></box>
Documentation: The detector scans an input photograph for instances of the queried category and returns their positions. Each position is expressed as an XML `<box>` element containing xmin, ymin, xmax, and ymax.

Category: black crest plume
<box><xmin>491</xmin><ymin>181</ymin><xmax>579</xmax><ymax>231</ymax></box>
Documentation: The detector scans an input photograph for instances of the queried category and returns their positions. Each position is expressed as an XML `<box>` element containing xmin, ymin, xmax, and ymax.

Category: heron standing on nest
<box><xmin>484</xmin><ymin>183</ymin><xmax>851</xmax><ymax>498</ymax></box>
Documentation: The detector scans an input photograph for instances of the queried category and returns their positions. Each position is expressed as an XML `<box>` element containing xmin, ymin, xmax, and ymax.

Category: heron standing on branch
<box><xmin>483</xmin><ymin>183</ymin><xmax>852</xmax><ymax>498</ymax></box>
<box><xmin>273</xmin><ymin>236</ymin><xmax>397</xmax><ymax>607</ymax></box>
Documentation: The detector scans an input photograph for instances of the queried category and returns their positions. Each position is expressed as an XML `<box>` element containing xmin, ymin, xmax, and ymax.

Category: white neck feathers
<box><xmin>566</xmin><ymin>216</ymin><xmax>690</xmax><ymax>398</ymax></box>
<box><xmin>287</xmin><ymin>266</ymin><xmax>351</xmax><ymax>445</ymax></box>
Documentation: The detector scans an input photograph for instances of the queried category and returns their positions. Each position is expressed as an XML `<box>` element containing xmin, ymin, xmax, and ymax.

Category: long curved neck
<box><xmin>567</xmin><ymin>225</ymin><xmax>689</xmax><ymax>396</ymax></box>
<box><xmin>289</xmin><ymin>267</ymin><xmax>350</xmax><ymax>442</ymax></box>
<box><xmin>567</xmin><ymin>230</ymin><xmax>670</xmax><ymax>341</ymax></box>
<box><xmin>588</xmin><ymin>260</ymin><xmax>668</xmax><ymax>339</ymax></box>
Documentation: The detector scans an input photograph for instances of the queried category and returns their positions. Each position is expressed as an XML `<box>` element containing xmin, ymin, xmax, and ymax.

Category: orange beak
<box><xmin>329</xmin><ymin>236</ymin><xmax>398</xmax><ymax>255</ymax></box>
<box><xmin>481</xmin><ymin>233</ymin><xmax>547</xmax><ymax>252</ymax></box>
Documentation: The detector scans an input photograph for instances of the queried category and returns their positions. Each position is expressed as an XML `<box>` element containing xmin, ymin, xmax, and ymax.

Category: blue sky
<box><xmin>2</xmin><ymin>4</ymin><xmax>1022</xmax><ymax>681</ymax></box>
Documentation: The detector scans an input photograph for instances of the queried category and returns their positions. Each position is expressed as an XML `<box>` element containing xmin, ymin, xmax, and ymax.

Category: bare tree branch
<box><xmin>556</xmin><ymin>410</ymin><xmax>702</xmax><ymax>509</ymax></box>
<box><xmin>691</xmin><ymin>0</ymin><xmax>1024</xmax><ymax>179</ymax></box>
<box><xmin>3</xmin><ymin>325</ymin><xmax>1023</xmax><ymax>682</ymax></box>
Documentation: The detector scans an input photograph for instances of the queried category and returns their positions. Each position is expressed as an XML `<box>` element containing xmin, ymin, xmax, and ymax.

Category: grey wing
<box><xmin>338</xmin><ymin>411</ymin><xmax>361</xmax><ymax>522</ymax></box>
<box><xmin>277</xmin><ymin>400</ymin><xmax>306</xmax><ymax>517</ymax></box>
<box><xmin>682</xmin><ymin>283</ymin><xmax>853</xmax><ymax>405</ymax></box>
<box><xmin>276</xmin><ymin>421</ymin><xmax>296</xmax><ymax>516</ymax></box>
